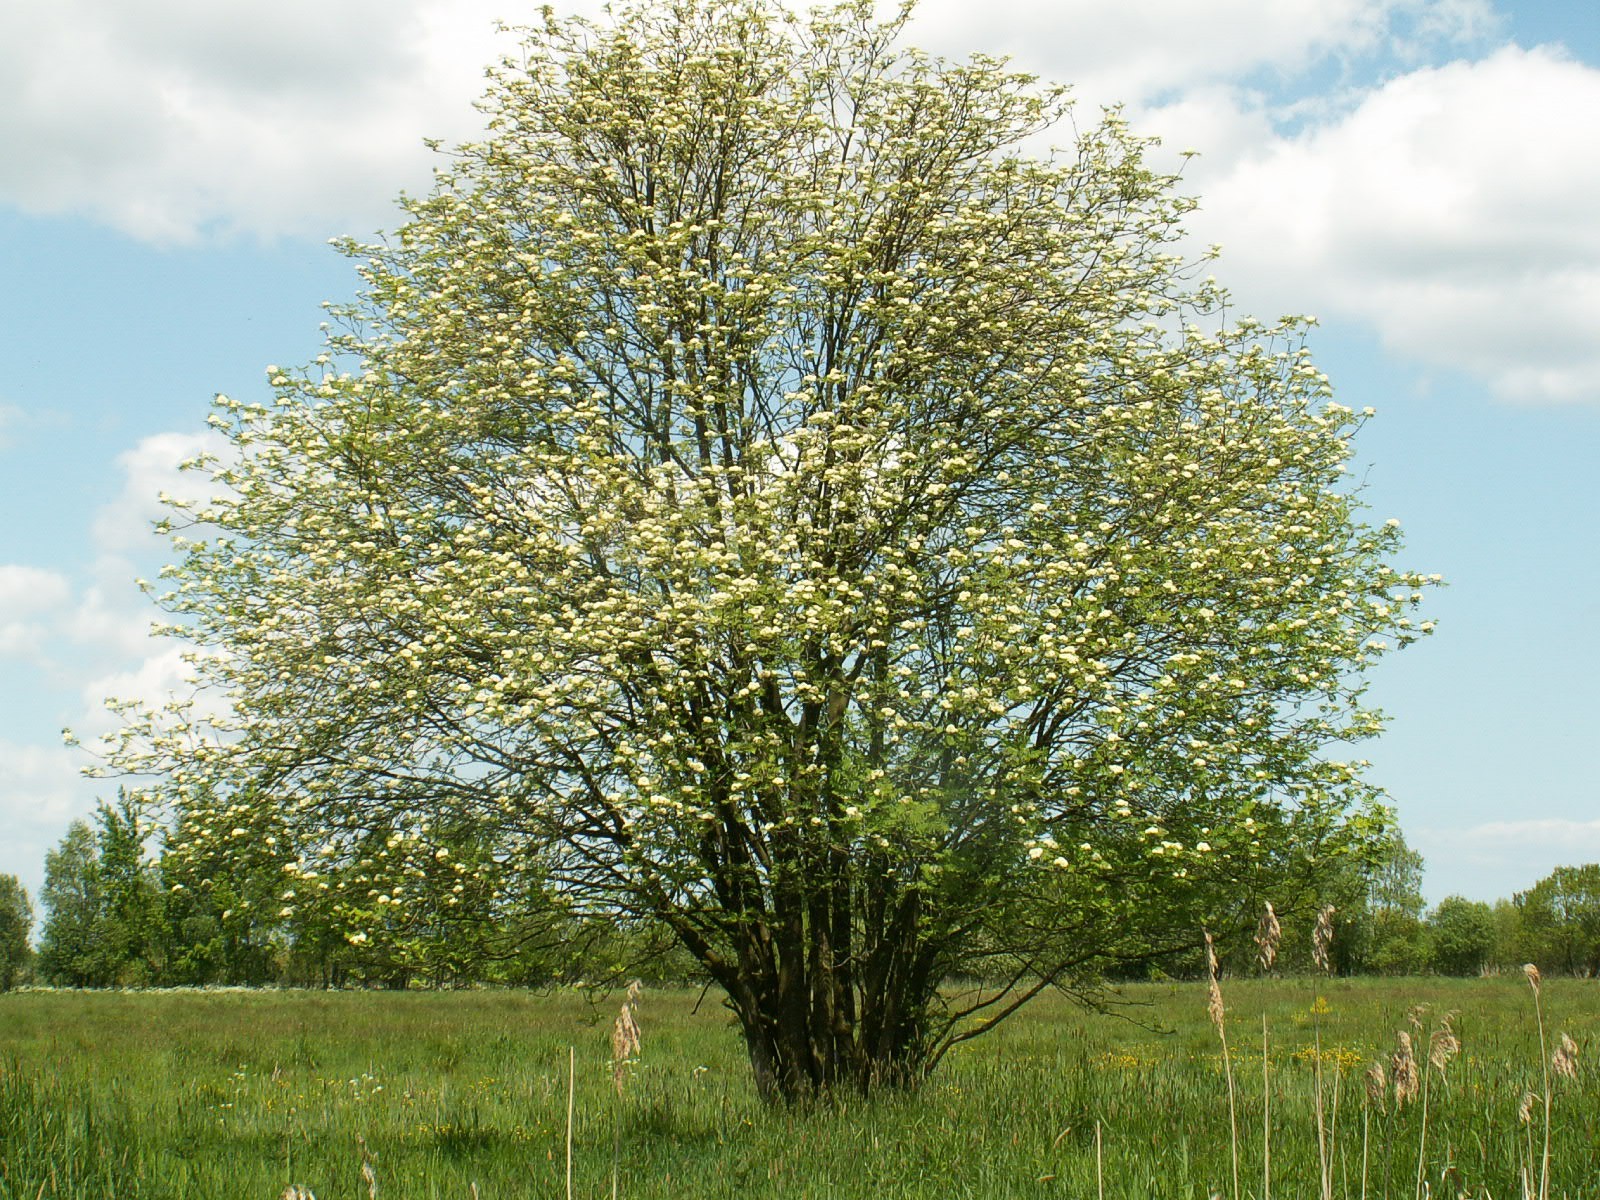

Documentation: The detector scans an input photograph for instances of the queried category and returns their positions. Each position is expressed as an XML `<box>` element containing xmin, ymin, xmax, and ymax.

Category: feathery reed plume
<box><xmin>1205</xmin><ymin>932</ymin><xmax>1226</xmax><ymax>1031</ymax></box>
<box><xmin>1523</xmin><ymin>962</ymin><xmax>1541</xmax><ymax>994</ymax></box>
<box><xmin>280</xmin><ymin>1189</ymin><xmax>316</xmax><ymax>1200</ymax></box>
<box><xmin>1365</xmin><ymin>1061</ymin><xmax>1388</xmax><ymax>1111</ymax></box>
<box><xmin>1552</xmin><ymin>1033</ymin><xmax>1578</xmax><ymax>1080</ymax></box>
<box><xmin>612</xmin><ymin>981</ymin><xmax>643</xmax><ymax>1094</ymax></box>
<box><xmin>1428</xmin><ymin>1022</ymin><xmax>1460</xmax><ymax>1075</ymax></box>
<box><xmin>357</xmin><ymin>1133</ymin><xmax>377</xmax><ymax>1200</ymax></box>
<box><xmin>1255</xmin><ymin>902</ymin><xmax>1282</xmax><ymax>973</ymax></box>
<box><xmin>1405</xmin><ymin>1004</ymin><xmax>1428</xmax><ymax>1036</ymax></box>
<box><xmin>1312</xmin><ymin>905</ymin><xmax>1336</xmax><ymax>972</ymax></box>
<box><xmin>1203</xmin><ymin>930</ymin><xmax>1240</xmax><ymax>1200</ymax></box>
<box><xmin>1518</xmin><ymin>1090</ymin><xmax>1537</xmax><ymax>1125</ymax></box>
<box><xmin>1392</xmin><ymin>1031</ymin><xmax>1419</xmax><ymax>1108</ymax></box>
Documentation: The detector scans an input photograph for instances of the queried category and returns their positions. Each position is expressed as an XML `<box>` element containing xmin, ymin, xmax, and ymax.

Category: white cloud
<box><xmin>1418</xmin><ymin>817</ymin><xmax>1600</xmax><ymax>900</ymax></box>
<box><xmin>0</xmin><ymin>432</ymin><xmax>212</xmax><ymax>672</ymax></box>
<box><xmin>1162</xmin><ymin>46</ymin><xmax>1600</xmax><ymax>403</ymax></box>
<box><xmin>64</xmin><ymin>585</ymin><xmax>160</xmax><ymax>662</ymax></box>
<box><xmin>90</xmin><ymin>430</ymin><xmax>228</xmax><ymax>558</ymax></box>
<box><xmin>0</xmin><ymin>565</ymin><xmax>73</xmax><ymax>660</ymax></box>
<box><xmin>0</xmin><ymin>0</ymin><xmax>514</xmax><ymax>241</ymax></box>
<box><xmin>0</xmin><ymin>428</ymin><xmax>232</xmax><ymax>893</ymax></box>
<box><xmin>908</xmin><ymin>0</ymin><xmax>1494</xmax><ymax>105</ymax></box>
<box><xmin>65</xmin><ymin>431</ymin><xmax>235</xmax><ymax>729</ymax></box>
<box><xmin>43</xmin><ymin>430</ymin><xmax>230</xmax><ymax>664</ymax></box>
<box><xmin>0</xmin><ymin>0</ymin><xmax>1493</xmax><ymax>244</ymax></box>
<box><xmin>0</xmin><ymin>737</ymin><xmax>99</xmax><ymax>903</ymax></box>
<box><xmin>0</xmin><ymin>0</ymin><xmax>1594</xmax><ymax>414</ymax></box>
<box><xmin>76</xmin><ymin>646</ymin><xmax>208</xmax><ymax>741</ymax></box>
<box><xmin>69</xmin><ymin>431</ymin><xmax>238</xmax><ymax>748</ymax></box>
<box><xmin>0</xmin><ymin>402</ymin><xmax>23</xmax><ymax>449</ymax></box>
<box><xmin>0</xmin><ymin>564</ymin><xmax>72</xmax><ymax>614</ymax></box>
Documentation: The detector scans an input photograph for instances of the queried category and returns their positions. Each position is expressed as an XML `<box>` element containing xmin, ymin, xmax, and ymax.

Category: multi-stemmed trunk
<box><xmin>667</xmin><ymin>864</ymin><xmax>946</xmax><ymax>1104</ymax></box>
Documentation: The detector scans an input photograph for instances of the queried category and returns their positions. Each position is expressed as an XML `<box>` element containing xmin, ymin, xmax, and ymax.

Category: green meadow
<box><xmin>2</xmin><ymin>976</ymin><xmax>1595</xmax><ymax>1199</ymax></box>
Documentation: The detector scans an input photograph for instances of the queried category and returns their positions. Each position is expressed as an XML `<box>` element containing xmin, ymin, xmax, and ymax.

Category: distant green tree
<box><xmin>37</xmin><ymin>820</ymin><xmax>110</xmax><ymax>986</ymax></box>
<box><xmin>1368</xmin><ymin>830</ymin><xmax>1426</xmax><ymax>916</ymax></box>
<box><xmin>1361</xmin><ymin>831</ymin><xmax>1427</xmax><ymax>974</ymax></box>
<box><xmin>1516</xmin><ymin>864</ymin><xmax>1600</xmax><ymax>977</ymax></box>
<box><xmin>1489</xmin><ymin>897</ymin><xmax>1524</xmax><ymax>969</ymax></box>
<box><xmin>1259</xmin><ymin>848</ymin><xmax>1375</xmax><ymax>976</ymax></box>
<box><xmin>38</xmin><ymin>798</ymin><xmax>168</xmax><ymax>986</ymax></box>
<box><xmin>1425</xmin><ymin>895</ymin><xmax>1494</xmax><ymax>976</ymax></box>
<box><xmin>159</xmin><ymin>800</ymin><xmax>284</xmax><ymax>986</ymax></box>
<box><xmin>370</xmin><ymin>820</ymin><xmax>538</xmax><ymax>988</ymax></box>
<box><xmin>285</xmin><ymin>820</ymin><xmax>570</xmax><ymax>989</ymax></box>
<box><xmin>0</xmin><ymin>875</ymin><xmax>32</xmax><ymax>990</ymax></box>
<box><xmin>1304</xmin><ymin>825</ymin><xmax>1426</xmax><ymax>975</ymax></box>
<box><xmin>94</xmin><ymin>794</ymin><xmax>166</xmax><ymax>985</ymax></box>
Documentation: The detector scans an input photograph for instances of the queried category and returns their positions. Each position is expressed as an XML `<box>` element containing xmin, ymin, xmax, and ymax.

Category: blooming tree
<box><xmin>101</xmin><ymin>0</ymin><xmax>1432</xmax><ymax>1100</ymax></box>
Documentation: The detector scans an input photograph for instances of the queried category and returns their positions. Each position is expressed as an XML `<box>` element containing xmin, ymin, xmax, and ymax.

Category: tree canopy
<box><xmin>1517</xmin><ymin>864</ymin><xmax>1600</xmax><ymax>978</ymax></box>
<box><xmin>0</xmin><ymin>875</ymin><xmax>30</xmax><ymax>992</ymax></box>
<box><xmin>99</xmin><ymin>0</ymin><xmax>1429</xmax><ymax>1100</ymax></box>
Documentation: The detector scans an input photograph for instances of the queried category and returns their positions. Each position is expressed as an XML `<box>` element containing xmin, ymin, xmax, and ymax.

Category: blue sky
<box><xmin>1</xmin><ymin>0</ymin><xmax>1596</xmax><ymax>909</ymax></box>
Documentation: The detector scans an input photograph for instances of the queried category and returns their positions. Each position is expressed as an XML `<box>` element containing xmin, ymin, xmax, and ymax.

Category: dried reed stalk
<box><xmin>611</xmin><ymin>982</ymin><xmax>644</xmax><ymax>1200</ymax></box>
<box><xmin>567</xmin><ymin>1046</ymin><xmax>576</xmax><ymax>1200</ymax></box>
<box><xmin>1519</xmin><ymin>1089</ymin><xmax>1537</xmax><ymax>1200</ymax></box>
<box><xmin>1364</xmin><ymin>1061</ymin><xmax>1387</xmax><ymax>1112</ymax></box>
<box><xmin>1095</xmin><ymin>1118</ymin><xmax>1105</xmax><ymax>1200</ymax></box>
<box><xmin>1205</xmin><ymin>932</ymin><xmax>1225</xmax><ymax>1031</ymax></box>
<box><xmin>1406</xmin><ymin>1003</ymin><xmax>1427</xmax><ymax>1035</ymax></box>
<box><xmin>1525</xmin><ymin>964</ymin><xmax>1552</xmax><ymax>1200</ymax></box>
<box><xmin>1204</xmin><ymin>931</ymin><xmax>1240</xmax><ymax>1200</ymax></box>
<box><xmin>1428</xmin><ymin>1020</ymin><xmax>1460</xmax><ymax>1075</ymax></box>
<box><xmin>1308</xmin><ymin>912</ymin><xmax>1335</xmax><ymax>1200</ymax></box>
<box><xmin>1529</xmin><ymin>1032</ymin><xmax>1581</xmax><ymax>1200</ymax></box>
<box><xmin>1415</xmin><ymin>1015</ymin><xmax>1461</xmax><ymax>1200</ymax></box>
<box><xmin>1313</xmin><ymin>1013</ymin><xmax>1330</xmax><ymax>1200</ymax></box>
<box><xmin>1362</xmin><ymin>1061</ymin><xmax>1386</xmax><ymax>1200</ymax></box>
<box><xmin>1261</xmin><ymin>1012</ymin><xmax>1272</xmax><ymax>1200</ymax></box>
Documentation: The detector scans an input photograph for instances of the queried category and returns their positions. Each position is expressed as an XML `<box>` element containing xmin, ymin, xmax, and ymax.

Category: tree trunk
<box><xmin>713</xmin><ymin>887</ymin><xmax>937</xmax><ymax>1104</ymax></box>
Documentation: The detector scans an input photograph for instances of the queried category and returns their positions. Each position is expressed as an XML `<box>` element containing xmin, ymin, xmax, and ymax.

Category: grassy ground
<box><xmin>1</xmin><ymin>975</ymin><xmax>1596</xmax><ymax>1199</ymax></box>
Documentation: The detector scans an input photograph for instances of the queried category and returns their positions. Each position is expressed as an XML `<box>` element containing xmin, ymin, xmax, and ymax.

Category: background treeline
<box><xmin>0</xmin><ymin>793</ymin><xmax>698</xmax><ymax>991</ymax></box>
<box><xmin>3</xmin><ymin>796</ymin><xmax>1599</xmax><ymax>990</ymax></box>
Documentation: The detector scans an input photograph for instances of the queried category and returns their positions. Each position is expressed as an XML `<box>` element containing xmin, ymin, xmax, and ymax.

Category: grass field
<box><xmin>1</xmin><ymin>975</ymin><xmax>1596</xmax><ymax>1199</ymax></box>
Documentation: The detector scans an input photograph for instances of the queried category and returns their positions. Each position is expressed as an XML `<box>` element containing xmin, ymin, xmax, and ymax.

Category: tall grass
<box><xmin>0</xmin><ymin>978</ymin><xmax>1594</xmax><ymax>1198</ymax></box>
